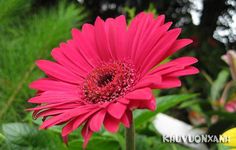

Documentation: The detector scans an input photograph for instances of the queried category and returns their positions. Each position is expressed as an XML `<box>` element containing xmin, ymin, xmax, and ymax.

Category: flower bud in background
<box><xmin>225</xmin><ymin>99</ymin><xmax>236</xmax><ymax>112</ymax></box>
<box><xmin>221</xmin><ymin>50</ymin><xmax>236</xmax><ymax>80</ymax></box>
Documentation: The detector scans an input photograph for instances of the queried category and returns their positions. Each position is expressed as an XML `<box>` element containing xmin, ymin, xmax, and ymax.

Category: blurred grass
<box><xmin>0</xmin><ymin>0</ymin><xmax>32</xmax><ymax>25</ymax></box>
<box><xmin>0</xmin><ymin>0</ymin><xmax>87</xmax><ymax>123</ymax></box>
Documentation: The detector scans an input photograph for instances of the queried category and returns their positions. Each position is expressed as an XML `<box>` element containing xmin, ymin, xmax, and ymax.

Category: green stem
<box><xmin>125</xmin><ymin>117</ymin><xmax>135</xmax><ymax>150</ymax></box>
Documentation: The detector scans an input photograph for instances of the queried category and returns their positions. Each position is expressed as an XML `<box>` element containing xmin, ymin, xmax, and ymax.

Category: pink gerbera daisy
<box><xmin>28</xmin><ymin>12</ymin><xmax>199</xmax><ymax>148</ymax></box>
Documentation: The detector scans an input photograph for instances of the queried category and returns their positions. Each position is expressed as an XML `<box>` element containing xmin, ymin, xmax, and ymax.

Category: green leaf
<box><xmin>210</xmin><ymin>70</ymin><xmax>229</xmax><ymax>101</ymax></box>
<box><xmin>2</xmin><ymin>123</ymin><xmax>66</xmax><ymax>150</ymax></box>
<box><xmin>0</xmin><ymin>132</ymin><xmax>5</xmax><ymax>144</ymax></box>
<box><xmin>135</xmin><ymin>94</ymin><xmax>196</xmax><ymax>128</ymax></box>
<box><xmin>69</xmin><ymin>137</ymin><xmax>120</xmax><ymax>150</ymax></box>
<box><xmin>136</xmin><ymin>134</ymin><xmax>189</xmax><ymax>150</ymax></box>
<box><xmin>217</xmin><ymin>143</ymin><xmax>234</xmax><ymax>150</ymax></box>
<box><xmin>103</xmin><ymin>132</ymin><xmax>125</xmax><ymax>150</ymax></box>
<box><xmin>178</xmin><ymin>99</ymin><xmax>200</xmax><ymax>109</ymax></box>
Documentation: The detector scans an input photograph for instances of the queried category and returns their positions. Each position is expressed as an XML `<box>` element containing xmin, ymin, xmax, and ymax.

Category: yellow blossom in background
<box><xmin>221</xmin><ymin>128</ymin><xmax>236</xmax><ymax>149</ymax></box>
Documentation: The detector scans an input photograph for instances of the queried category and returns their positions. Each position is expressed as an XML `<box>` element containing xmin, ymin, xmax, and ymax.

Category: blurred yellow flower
<box><xmin>221</xmin><ymin>128</ymin><xmax>236</xmax><ymax>149</ymax></box>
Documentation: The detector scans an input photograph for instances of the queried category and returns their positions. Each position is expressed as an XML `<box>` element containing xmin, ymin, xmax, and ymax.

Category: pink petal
<box><xmin>61</xmin><ymin>119</ymin><xmax>77</xmax><ymax>139</ymax></box>
<box><xmin>29</xmin><ymin>78</ymin><xmax>78</xmax><ymax>91</ymax></box>
<box><xmin>128</xmin><ymin>100</ymin><xmax>141</xmax><ymax>110</ymax></box>
<box><xmin>152</xmin><ymin>77</ymin><xmax>181</xmax><ymax>89</ymax></box>
<box><xmin>36</xmin><ymin>60</ymin><xmax>82</xmax><ymax>84</ymax></box>
<box><xmin>108</xmin><ymin>102</ymin><xmax>126</xmax><ymax>119</ymax></box>
<box><xmin>129</xmin><ymin>13</ymin><xmax>155</xmax><ymax>60</ymax></box>
<box><xmin>72</xmin><ymin>108</ymin><xmax>101</xmax><ymax>131</ymax></box>
<box><xmin>40</xmin><ymin>106</ymin><xmax>95</xmax><ymax>129</ymax></box>
<box><xmin>139</xmin><ymin>95</ymin><xmax>156</xmax><ymax>111</ymax></box>
<box><xmin>62</xmin><ymin>135</ymin><xmax>69</xmax><ymax>145</ymax></box>
<box><xmin>35</xmin><ymin>109</ymin><xmax>65</xmax><ymax>118</ymax></box>
<box><xmin>94</xmin><ymin>17</ymin><xmax>113</xmax><ymax>60</ymax></box>
<box><xmin>150</xmin><ymin>57</ymin><xmax>198</xmax><ymax>75</ymax></box>
<box><xmin>140</xmin><ymin>28</ymin><xmax>182</xmax><ymax>75</ymax></box>
<box><xmin>120</xmin><ymin>109</ymin><xmax>132</xmax><ymax>128</ymax></box>
<box><xmin>61</xmin><ymin>106</ymin><xmax>97</xmax><ymax>137</ymax></box>
<box><xmin>28</xmin><ymin>91</ymin><xmax>80</xmax><ymax>104</ymax></box>
<box><xmin>27</xmin><ymin>102</ymin><xmax>82</xmax><ymax>111</ymax></box>
<box><xmin>72</xmin><ymin>27</ymin><xmax>101</xmax><ymax>67</ymax></box>
<box><xmin>117</xmin><ymin>98</ymin><xmax>129</xmax><ymax>104</ymax></box>
<box><xmin>103</xmin><ymin>114</ymin><xmax>120</xmax><ymax>133</ymax></box>
<box><xmin>164</xmin><ymin>39</ymin><xmax>193</xmax><ymax>57</ymax></box>
<box><xmin>125</xmin><ymin>88</ymin><xmax>152</xmax><ymax>100</ymax></box>
<box><xmin>134</xmin><ymin>74</ymin><xmax>162</xmax><ymax>89</ymax></box>
<box><xmin>60</xmin><ymin>42</ymin><xmax>92</xmax><ymax>75</ymax></box>
<box><xmin>105</xmin><ymin>15</ymin><xmax>128</xmax><ymax>60</ymax></box>
<box><xmin>51</xmin><ymin>48</ymin><xmax>87</xmax><ymax>78</ymax></box>
<box><xmin>167</xmin><ymin>66</ymin><xmax>199</xmax><ymax>77</ymax></box>
<box><xmin>134</xmin><ymin>22</ymin><xmax>172</xmax><ymax>68</ymax></box>
<box><xmin>89</xmin><ymin>109</ymin><xmax>107</xmax><ymax>132</ymax></box>
<box><xmin>82</xmin><ymin>122</ymin><xmax>93</xmax><ymax>149</ymax></box>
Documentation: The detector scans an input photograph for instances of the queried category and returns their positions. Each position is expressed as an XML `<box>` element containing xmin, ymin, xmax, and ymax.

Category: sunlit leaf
<box><xmin>210</xmin><ymin>70</ymin><xmax>229</xmax><ymax>101</ymax></box>
<box><xmin>68</xmin><ymin>137</ymin><xmax>120</xmax><ymax>150</ymax></box>
<box><xmin>135</xmin><ymin>94</ymin><xmax>197</xmax><ymax>128</ymax></box>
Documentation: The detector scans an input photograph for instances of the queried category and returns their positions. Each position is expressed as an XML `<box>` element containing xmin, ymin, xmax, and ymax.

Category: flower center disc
<box><xmin>82</xmin><ymin>61</ymin><xmax>136</xmax><ymax>104</ymax></box>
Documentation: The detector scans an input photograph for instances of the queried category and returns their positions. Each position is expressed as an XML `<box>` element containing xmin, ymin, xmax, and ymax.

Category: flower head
<box><xmin>28</xmin><ymin>12</ymin><xmax>199</xmax><ymax>148</ymax></box>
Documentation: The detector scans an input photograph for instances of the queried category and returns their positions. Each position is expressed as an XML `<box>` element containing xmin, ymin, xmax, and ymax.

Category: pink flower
<box><xmin>28</xmin><ymin>12</ymin><xmax>199</xmax><ymax>148</ymax></box>
<box><xmin>225</xmin><ymin>99</ymin><xmax>236</xmax><ymax>112</ymax></box>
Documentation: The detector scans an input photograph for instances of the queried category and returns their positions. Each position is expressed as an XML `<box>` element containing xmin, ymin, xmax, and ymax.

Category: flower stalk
<box><xmin>125</xmin><ymin>117</ymin><xmax>135</xmax><ymax>150</ymax></box>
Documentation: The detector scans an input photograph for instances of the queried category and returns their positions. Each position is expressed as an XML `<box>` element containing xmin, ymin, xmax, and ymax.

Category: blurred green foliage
<box><xmin>0</xmin><ymin>0</ymin><xmax>86</xmax><ymax>122</ymax></box>
<box><xmin>1</xmin><ymin>0</ymin><xmax>236</xmax><ymax>150</ymax></box>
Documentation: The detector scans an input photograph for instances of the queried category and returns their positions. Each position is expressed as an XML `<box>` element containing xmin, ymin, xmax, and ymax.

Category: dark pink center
<box><xmin>82</xmin><ymin>61</ymin><xmax>136</xmax><ymax>104</ymax></box>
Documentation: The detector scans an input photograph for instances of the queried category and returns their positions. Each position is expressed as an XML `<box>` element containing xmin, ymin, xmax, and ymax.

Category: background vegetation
<box><xmin>1</xmin><ymin>0</ymin><xmax>236</xmax><ymax>149</ymax></box>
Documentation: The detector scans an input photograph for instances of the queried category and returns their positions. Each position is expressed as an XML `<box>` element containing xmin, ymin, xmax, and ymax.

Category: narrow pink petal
<box><xmin>165</xmin><ymin>39</ymin><xmax>193</xmax><ymax>57</ymax></box>
<box><xmin>40</xmin><ymin>106</ymin><xmax>95</xmax><ymax>129</ymax></box>
<box><xmin>61</xmin><ymin>105</ymin><xmax>97</xmax><ymax>137</ymax></box>
<box><xmin>125</xmin><ymin>88</ymin><xmax>152</xmax><ymax>100</ymax></box>
<box><xmin>51</xmin><ymin>48</ymin><xmax>87</xmax><ymax>78</ymax></box>
<box><xmin>62</xmin><ymin>119</ymin><xmax>76</xmax><ymax>138</ymax></box>
<box><xmin>134</xmin><ymin>22</ymin><xmax>172</xmax><ymax>68</ymax></box>
<box><xmin>152</xmin><ymin>77</ymin><xmax>181</xmax><ymax>89</ymax></box>
<box><xmin>140</xmin><ymin>28</ymin><xmax>182</xmax><ymax>75</ymax></box>
<box><xmin>117</xmin><ymin>98</ymin><xmax>129</xmax><ymax>104</ymax></box>
<box><xmin>128</xmin><ymin>100</ymin><xmax>141</xmax><ymax>110</ymax></box>
<box><xmin>155</xmin><ymin>15</ymin><xmax>165</xmax><ymax>26</ymax></box>
<box><xmin>82</xmin><ymin>122</ymin><xmax>93</xmax><ymax>149</ymax></box>
<box><xmin>167</xmin><ymin>66</ymin><xmax>199</xmax><ymax>77</ymax></box>
<box><xmin>35</xmin><ymin>109</ymin><xmax>65</xmax><ymax>118</ymax></box>
<box><xmin>105</xmin><ymin>15</ymin><xmax>128</xmax><ymax>60</ymax></box>
<box><xmin>62</xmin><ymin>135</ymin><xmax>69</xmax><ymax>145</ymax></box>
<box><xmin>60</xmin><ymin>42</ymin><xmax>92</xmax><ymax>75</ymax></box>
<box><xmin>89</xmin><ymin>109</ymin><xmax>107</xmax><ymax>132</ymax></box>
<box><xmin>120</xmin><ymin>109</ymin><xmax>132</xmax><ymax>128</ymax></box>
<box><xmin>134</xmin><ymin>74</ymin><xmax>162</xmax><ymax>89</ymax></box>
<box><xmin>139</xmin><ymin>95</ymin><xmax>156</xmax><ymax>111</ymax></box>
<box><xmin>28</xmin><ymin>91</ymin><xmax>80</xmax><ymax>104</ymax></box>
<box><xmin>36</xmin><ymin>60</ymin><xmax>82</xmax><ymax>84</ymax></box>
<box><xmin>72</xmin><ymin>107</ymin><xmax>101</xmax><ymax>131</ymax></box>
<box><xmin>72</xmin><ymin>27</ymin><xmax>101</xmax><ymax>67</ymax></box>
<box><xmin>114</xmin><ymin>15</ymin><xmax>128</xmax><ymax>59</ymax></box>
<box><xmin>27</xmin><ymin>102</ymin><xmax>82</xmax><ymax>111</ymax></box>
<box><xmin>107</xmin><ymin>102</ymin><xmax>126</xmax><ymax>119</ymax></box>
<box><xmin>129</xmin><ymin>13</ymin><xmax>155</xmax><ymax>61</ymax></box>
<box><xmin>94</xmin><ymin>17</ymin><xmax>113</xmax><ymax>60</ymax></box>
<box><xmin>40</xmin><ymin>113</ymin><xmax>69</xmax><ymax>129</ymax></box>
<box><xmin>103</xmin><ymin>114</ymin><xmax>120</xmax><ymax>133</ymax></box>
<box><xmin>29</xmin><ymin>78</ymin><xmax>78</xmax><ymax>91</ymax></box>
<box><xmin>150</xmin><ymin>57</ymin><xmax>198</xmax><ymax>75</ymax></box>
<box><xmin>153</xmin><ymin>66</ymin><xmax>183</xmax><ymax>76</ymax></box>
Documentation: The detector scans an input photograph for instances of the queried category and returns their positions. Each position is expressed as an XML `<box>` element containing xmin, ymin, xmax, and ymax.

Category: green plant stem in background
<box><xmin>125</xmin><ymin>117</ymin><xmax>135</xmax><ymax>150</ymax></box>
